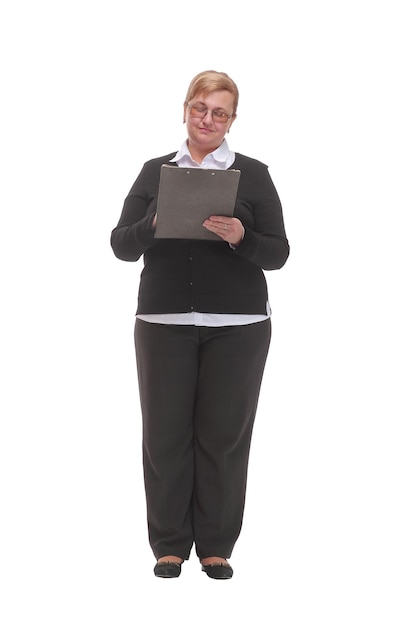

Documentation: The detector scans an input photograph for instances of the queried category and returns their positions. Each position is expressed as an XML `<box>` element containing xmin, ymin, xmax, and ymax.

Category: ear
<box><xmin>183</xmin><ymin>103</ymin><xmax>188</xmax><ymax>124</ymax></box>
<box><xmin>227</xmin><ymin>113</ymin><xmax>237</xmax><ymax>133</ymax></box>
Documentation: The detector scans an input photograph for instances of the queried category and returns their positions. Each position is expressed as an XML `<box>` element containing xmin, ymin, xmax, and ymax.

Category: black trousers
<box><xmin>134</xmin><ymin>317</ymin><xmax>271</xmax><ymax>560</ymax></box>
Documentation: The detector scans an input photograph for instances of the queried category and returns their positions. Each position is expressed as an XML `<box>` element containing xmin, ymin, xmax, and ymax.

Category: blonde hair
<box><xmin>184</xmin><ymin>70</ymin><xmax>239</xmax><ymax>115</ymax></box>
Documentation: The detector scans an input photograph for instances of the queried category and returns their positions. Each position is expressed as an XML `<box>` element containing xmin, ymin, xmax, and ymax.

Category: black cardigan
<box><xmin>111</xmin><ymin>152</ymin><xmax>290</xmax><ymax>315</ymax></box>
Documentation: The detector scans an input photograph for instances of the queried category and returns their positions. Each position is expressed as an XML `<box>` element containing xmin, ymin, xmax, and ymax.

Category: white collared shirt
<box><xmin>169</xmin><ymin>138</ymin><xmax>236</xmax><ymax>170</ymax></box>
<box><xmin>136</xmin><ymin>140</ymin><xmax>270</xmax><ymax>327</ymax></box>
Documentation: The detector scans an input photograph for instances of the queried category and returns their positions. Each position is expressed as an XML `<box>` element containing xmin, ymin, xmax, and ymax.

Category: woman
<box><xmin>110</xmin><ymin>70</ymin><xmax>289</xmax><ymax>579</ymax></box>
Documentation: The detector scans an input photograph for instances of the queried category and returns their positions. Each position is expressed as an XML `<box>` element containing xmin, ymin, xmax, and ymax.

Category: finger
<box><xmin>204</xmin><ymin>219</ymin><xmax>228</xmax><ymax>230</ymax></box>
<box><xmin>208</xmin><ymin>216</ymin><xmax>230</xmax><ymax>226</ymax></box>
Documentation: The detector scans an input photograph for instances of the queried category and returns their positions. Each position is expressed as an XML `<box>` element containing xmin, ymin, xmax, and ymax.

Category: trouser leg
<box><xmin>134</xmin><ymin>319</ymin><xmax>199</xmax><ymax>560</ymax></box>
<box><xmin>193</xmin><ymin>320</ymin><xmax>271</xmax><ymax>559</ymax></box>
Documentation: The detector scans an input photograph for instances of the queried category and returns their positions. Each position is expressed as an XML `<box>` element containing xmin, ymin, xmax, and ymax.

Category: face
<box><xmin>184</xmin><ymin>89</ymin><xmax>236</xmax><ymax>160</ymax></box>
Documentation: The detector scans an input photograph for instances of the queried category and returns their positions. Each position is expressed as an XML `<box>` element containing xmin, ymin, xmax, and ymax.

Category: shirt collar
<box><xmin>170</xmin><ymin>139</ymin><xmax>233</xmax><ymax>169</ymax></box>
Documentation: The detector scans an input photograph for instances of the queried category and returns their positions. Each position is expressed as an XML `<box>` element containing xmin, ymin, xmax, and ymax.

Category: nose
<box><xmin>201</xmin><ymin>110</ymin><xmax>214</xmax><ymax>125</ymax></box>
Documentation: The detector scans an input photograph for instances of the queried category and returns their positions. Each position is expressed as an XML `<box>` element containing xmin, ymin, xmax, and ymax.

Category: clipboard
<box><xmin>154</xmin><ymin>164</ymin><xmax>241</xmax><ymax>240</ymax></box>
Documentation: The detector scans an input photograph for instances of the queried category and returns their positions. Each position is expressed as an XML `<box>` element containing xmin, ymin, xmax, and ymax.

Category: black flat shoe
<box><xmin>154</xmin><ymin>561</ymin><xmax>182</xmax><ymax>578</ymax></box>
<box><xmin>201</xmin><ymin>562</ymin><xmax>233</xmax><ymax>579</ymax></box>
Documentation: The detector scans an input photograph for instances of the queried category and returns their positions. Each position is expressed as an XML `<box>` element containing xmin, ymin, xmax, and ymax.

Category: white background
<box><xmin>1</xmin><ymin>1</ymin><xmax>416</xmax><ymax>624</ymax></box>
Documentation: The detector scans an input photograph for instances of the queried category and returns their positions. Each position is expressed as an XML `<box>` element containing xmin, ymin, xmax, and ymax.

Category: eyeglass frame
<box><xmin>187</xmin><ymin>102</ymin><xmax>234</xmax><ymax>124</ymax></box>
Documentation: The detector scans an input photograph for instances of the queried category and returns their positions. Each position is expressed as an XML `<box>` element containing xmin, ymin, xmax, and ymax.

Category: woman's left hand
<box><xmin>203</xmin><ymin>216</ymin><xmax>245</xmax><ymax>247</ymax></box>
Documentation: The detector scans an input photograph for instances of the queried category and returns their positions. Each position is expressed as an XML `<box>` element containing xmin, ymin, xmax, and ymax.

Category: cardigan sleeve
<box><xmin>232</xmin><ymin>159</ymin><xmax>290</xmax><ymax>270</ymax></box>
<box><xmin>110</xmin><ymin>160</ymin><xmax>160</xmax><ymax>262</ymax></box>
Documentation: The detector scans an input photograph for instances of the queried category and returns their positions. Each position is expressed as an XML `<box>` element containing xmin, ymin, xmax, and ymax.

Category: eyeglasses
<box><xmin>188</xmin><ymin>103</ymin><xmax>233</xmax><ymax>124</ymax></box>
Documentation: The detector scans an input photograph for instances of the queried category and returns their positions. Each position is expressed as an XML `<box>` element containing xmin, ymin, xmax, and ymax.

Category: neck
<box><xmin>187</xmin><ymin>140</ymin><xmax>221</xmax><ymax>165</ymax></box>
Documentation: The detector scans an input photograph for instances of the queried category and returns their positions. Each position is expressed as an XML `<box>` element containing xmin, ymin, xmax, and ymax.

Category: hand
<box><xmin>203</xmin><ymin>216</ymin><xmax>245</xmax><ymax>247</ymax></box>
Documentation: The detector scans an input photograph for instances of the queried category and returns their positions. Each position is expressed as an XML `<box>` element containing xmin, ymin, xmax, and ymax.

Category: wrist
<box><xmin>230</xmin><ymin>226</ymin><xmax>245</xmax><ymax>250</ymax></box>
